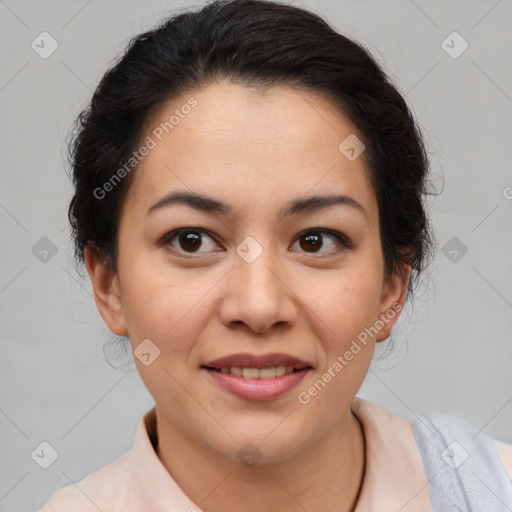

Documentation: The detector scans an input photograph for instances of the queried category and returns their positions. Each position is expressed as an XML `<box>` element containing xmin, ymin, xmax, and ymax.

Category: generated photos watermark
<box><xmin>297</xmin><ymin>302</ymin><xmax>402</xmax><ymax>405</ymax></box>
<box><xmin>93</xmin><ymin>97</ymin><xmax>198</xmax><ymax>200</ymax></box>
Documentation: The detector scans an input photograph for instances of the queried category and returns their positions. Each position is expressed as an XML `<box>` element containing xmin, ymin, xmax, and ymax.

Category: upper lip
<box><xmin>202</xmin><ymin>352</ymin><xmax>313</xmax><ymax>370</ymax></box>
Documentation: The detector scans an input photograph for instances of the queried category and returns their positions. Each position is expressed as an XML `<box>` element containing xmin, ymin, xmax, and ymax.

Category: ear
<box><xmin>375</xmin><ymin>263</ymin><xmax>411</xmax><ymax>343</ymax></box>
<box><xmin>84</xmin><ymin>245</ymin><xmax>128</xmax><ymax>336</ymax></box>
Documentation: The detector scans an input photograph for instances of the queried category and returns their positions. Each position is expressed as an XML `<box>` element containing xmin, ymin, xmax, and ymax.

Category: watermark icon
<box><xmin>338</xmin><ymin>134</ymin><xmax>365</xmax><ymax>161</ymax></box>
<box><xmin>31</xmin><ymin>32</ymin><xmax>59</xmax><ymax>59</ymax></box>
<box><xmin>93</xmin><ymin>97</ymin><xmax>198</xmax><ymax>200</ymax></box>
<box><xmin>298</xmin><ymin>302</ymin><xmax>402</xmax><ymax>405</ymax></box>
<box><xmin>31</xmin><ymin>441</ymin><xmax>59</xmax><ymax>469</ymax></box>
<box><xmin>442</xmin><ymin>236</ymin><xmax>468</xmax><ymax>263</ymax></box>
<box><xmin>503</xmin><ymin>186</ymin><xmax>512</xmax><ymax>200</ymax></box>
<box><xmin>32</xmin><ymin>237</ymin><xmax>58</xmax><ymax>263</ymax></box>
<box><xmin>441</xmin><ymin>441</ymin><xmax>469</xmax><ymax>469</ymax></box>
<box><xmin>133</xmin><ymin>338</ymin><xmax>161</xmax><ymax>366</ymax></box>
<box><xmin>236</xmin><ymin>236</ymin><xmax>264</xmax><ymax>264</ymax></box>
<box><xmin>441</xmin><ymin>31</ymin><xmax>469</xmax><ymax>60</ymax></box>
<box><xmin>237</xmin><ymin>442</ymin><xmax>262</xmax><ymax>466</ymax></box>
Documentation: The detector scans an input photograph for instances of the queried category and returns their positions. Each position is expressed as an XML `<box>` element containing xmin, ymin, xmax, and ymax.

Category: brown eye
<box><xmin>291</xmin><ymin>229</ymin><xmax>350</xmax><ymax>255</ymax></box>
<box><xmin>163</xmin><ymin>228</ymin><xmax>220</xmax><ymax>255</ymax></box>
<box><xmin>299</xmin><ymin>233</ymin><xmax>323</xmax><ymax>252</ymax></box>
<box><xmin>177</xmin><ymin>231</ymin><xmax>202</xmax><ymax>252</ymax></box>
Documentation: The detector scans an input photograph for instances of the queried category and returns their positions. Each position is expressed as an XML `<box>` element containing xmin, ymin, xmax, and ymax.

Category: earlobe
<box><xmin>84</xmin><ymin>245</ymin><xmax>128</xmax><ymax>336</ymax></box>
<box><xmin>375</xmin><ymin>263</ymin><xmax>411</xmax><ymax>343</ymax></box>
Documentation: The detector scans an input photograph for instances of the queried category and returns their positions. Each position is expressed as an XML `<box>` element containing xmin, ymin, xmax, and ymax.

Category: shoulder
<box><xmin>37</xmin><ymin>452</ymin><xmax>134</xmax><ymax>511</ymax></box>
<box><xmin>410</xmin><ymin>409</ymin><xmax>512</xmax><ymax>507</ymax></box>
<box><xmin>493</xmin><ymin>438</ymin><xmax>512</xmax><ymax>482</ymax></box>
<box><xmin>38</xmin><ymin>408</ymin><xmax>160</xmax><ymax>511</ymax></box>
<box><xmin>410</xmin><ymin>409</ymin><xmax>512</xmax><ymax>475</ymax></box>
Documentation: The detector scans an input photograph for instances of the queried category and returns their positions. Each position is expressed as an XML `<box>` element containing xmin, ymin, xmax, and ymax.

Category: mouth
<box><xmin>202</xmin><ymin>365</ymin><xmax>309</xmax><ymax>379</ymax></box>
<box><xmin>201</xmin><ymin>353</ymin><xmax>313</xmax><ymax>401</ymax></box>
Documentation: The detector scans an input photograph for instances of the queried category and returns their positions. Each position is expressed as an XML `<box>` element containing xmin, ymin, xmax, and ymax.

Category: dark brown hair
<box><xmin>67</xmin><ymin>0</ymin><xmax>437</xmax><ymax>301</ymax></box>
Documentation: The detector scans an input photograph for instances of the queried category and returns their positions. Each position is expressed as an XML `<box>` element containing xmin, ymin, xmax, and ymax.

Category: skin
<box><xmin>85</xmin><ymin>80</ymin><xmax>411</xmax><ymax>512</ymax></box>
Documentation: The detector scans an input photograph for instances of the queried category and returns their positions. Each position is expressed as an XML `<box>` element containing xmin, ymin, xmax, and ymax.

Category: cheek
<box><xmin>294</xmin><ymin>271</ymin><xmax>380</xmax><ymax>420</ymax></box>
<box><xmin>304</xmin><ymin>259</ymin><xmax>383</xmax><ymax>340</ymax></box>
<box><xmin>118</xmin><ymin>258</ymin><xmax>216</xmax><ymax>353</ymax></box>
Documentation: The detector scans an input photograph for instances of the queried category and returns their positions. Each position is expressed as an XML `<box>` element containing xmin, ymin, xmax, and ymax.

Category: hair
<box><xmin>67</xmin><ymin>0</ymin><xmax>437</xmax><ymax>303</ymax></box>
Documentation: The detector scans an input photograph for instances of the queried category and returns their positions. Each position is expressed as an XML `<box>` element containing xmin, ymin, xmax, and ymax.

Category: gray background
<box><xmin>1</xmin><ymin>0</ymin><xmax>511</xmax><ymax>510</ymax></box>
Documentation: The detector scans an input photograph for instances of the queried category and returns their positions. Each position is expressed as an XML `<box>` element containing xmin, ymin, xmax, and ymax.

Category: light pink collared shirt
<box><xmin>38</xmin><ymin>397</ymin><xmax>512</xmax><ymax>511</ymax></box>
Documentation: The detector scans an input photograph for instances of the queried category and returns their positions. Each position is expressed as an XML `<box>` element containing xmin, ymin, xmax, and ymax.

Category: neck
<box><xmin>155</xmin><ymin>402</ymin><xmax>366</xmax><ymax>512</ymax></box>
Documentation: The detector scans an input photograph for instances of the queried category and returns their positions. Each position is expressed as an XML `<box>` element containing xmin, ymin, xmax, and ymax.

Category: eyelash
<box><xmin>161</xmin><ymin>227</ymin><xmax>352</xmax><ymax>258</ymax></box>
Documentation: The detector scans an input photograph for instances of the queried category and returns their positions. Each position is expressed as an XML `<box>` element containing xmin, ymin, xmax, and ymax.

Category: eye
<box><xmin>161</xmin><ymin>227</ymin><xmax>351</xmax><ymax>258</ymax></box>
<box><xmin>162</xmin><ymin>228</ymin><xmax>222</xmax><ymax>256</ymax></box>
<box><xmin>290</xmin><ymin>228</ymin><xmax>351</xmax><ymax>255</ymax></box>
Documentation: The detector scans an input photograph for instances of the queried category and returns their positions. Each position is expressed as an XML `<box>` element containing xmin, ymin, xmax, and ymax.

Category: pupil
<box><xmin>301</xmin><ymin>234</ymin><xmax>321</xmax><ymax>252</ymax></box>
<box><xmin>180</xmin><ymin>232</ymin><xmax>201</xmax><ymax>251</ymax></box>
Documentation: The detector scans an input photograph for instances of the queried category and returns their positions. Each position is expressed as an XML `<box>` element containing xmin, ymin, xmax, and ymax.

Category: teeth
<box><xmin>242</xmin><ymin>368</ymin><xmax>260</xmax><ymax>379</ymax></box>
<box><xmin>230</xmin><ymin>367</ymin><xmax>243</xmax><ymax>377</ymax></box>
<box><xmin>275</xmin><ymin>366</ymin><xmax>286</xmax><ymax>377</ymax></box>
<box><xmin>258</xmin><ymin>367</ymin><xmax>275</xmax><ymax>379</ymax></box>
<box><xmin>216</xmin><ymin>366</ymin><xmax>300</xmax><ymax>379</ymax></box>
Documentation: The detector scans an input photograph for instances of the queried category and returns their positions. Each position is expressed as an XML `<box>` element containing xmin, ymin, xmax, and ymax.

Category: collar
<box><xmin>351</xmin><ymin>397</ymin><xmax>433</xmax><ymax>511</ymax></box>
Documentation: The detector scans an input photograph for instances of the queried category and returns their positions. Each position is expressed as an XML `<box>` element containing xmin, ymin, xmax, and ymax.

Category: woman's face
<box><xmin>87</xmin><ymin>80</ymin><xmax>409</xmax><ymax>463</ymax></box>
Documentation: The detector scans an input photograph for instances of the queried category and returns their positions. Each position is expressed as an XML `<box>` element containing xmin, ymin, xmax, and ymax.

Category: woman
<box><xmin>39</xmin><ymin>0</ymin><xmax>512</xmax><ymax>510</ymax></box>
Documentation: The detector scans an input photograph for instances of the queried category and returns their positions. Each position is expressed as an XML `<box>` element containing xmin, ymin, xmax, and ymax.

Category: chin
<box><xmin>209</xmin><ymin>422</ymin><xmax>313</xmax><ymax>466</ymax></box>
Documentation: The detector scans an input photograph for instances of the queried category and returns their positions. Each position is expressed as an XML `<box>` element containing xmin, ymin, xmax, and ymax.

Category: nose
<box><xmin>218</xmin><ymin>241</ymin><xmax>298</xmax><ymax>334</ymax></box>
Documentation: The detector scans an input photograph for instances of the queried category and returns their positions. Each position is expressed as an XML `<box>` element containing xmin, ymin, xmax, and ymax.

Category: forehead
<box><xmin>123</xmin><ymin>81</ymin><xmax>377</xmax><ymax>225</ymax></box>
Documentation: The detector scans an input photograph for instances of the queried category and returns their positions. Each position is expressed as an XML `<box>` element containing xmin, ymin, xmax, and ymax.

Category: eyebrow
<box><xmin>146</xmin><ymin>191</ymin><xmax>369</xmax><ymax>224</ymax></box>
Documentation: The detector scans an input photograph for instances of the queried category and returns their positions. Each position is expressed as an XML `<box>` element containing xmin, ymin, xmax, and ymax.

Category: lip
<box><xmin>203</xmin><ymin>366</ymin><xmax>311</xmax><ymax>401</ymax></box>
<box><xmin>203</xmin><ymin>352</ymin><xmax>312</xmax><ymax>370</ymax></box>
<box><xmin>201</xmin><ymin>352</ymin><xmax>313</xmax><ymax>401</ymax></box>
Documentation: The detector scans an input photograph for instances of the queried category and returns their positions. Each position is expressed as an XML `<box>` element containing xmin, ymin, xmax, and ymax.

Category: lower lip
<box><xmin>203</xmin><ymin>368</ymin><xmax>311</xmax><ymax>401</ymax></box>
